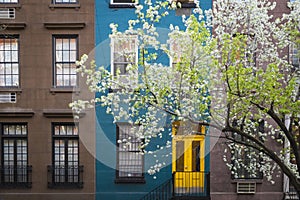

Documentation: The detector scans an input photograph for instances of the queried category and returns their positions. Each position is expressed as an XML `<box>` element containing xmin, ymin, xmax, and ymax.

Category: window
<box><xmin>53</xmin><ymin>35</ymin><xmax>78</xmax><ymax>87</ymax></box>
<box><xmin>170</xmin><ymin>39</ymin><xmax>185</xmax><ymax>67</ymax></box>
<box><xmin>52</xmin><ymin>0</ymin><xmax>77</xmax><ymax>4</ymax></box>
<box><xmin>111</xmin><ymin>35</ymin><xmax>138</xmax><ymax>77</ymax></box>
<box><xmin>1</xmin><ymin>124</ymin><xmax>31</xmax><ymax>187</ymax></box>
<box><xmin>110</xmin><ymin>0</ymin><xmax>137</xmax><ymax>7</ymax></box>
<box><xmin>231</xmin><ymin>120</ymin><xmax>263</xmax><ymax>179</ymax></box>
<box><xmin>172</xmin><ymin>0</ymin><xmax>195</xmax><ymax>4</ymax></box>
<box><xmin>290</xmin><ymin>44</ymin><xmax>299</xmax><ymax>69</ymax></box>
<box><xmin>48</xmin><ymin>123</ymin><xmax>83</xmax><ymax>188</ymax></box>
<box><xmin>232</xmin><ymin>142</ymin><xmax>262</xmax><ymax>179</ymax></box>
<box><xmin>290</xmin><ymin>118</ymin><xmax>299</xmax><ymax>164</ymax></box>
<box><xmin>111</xmin><ymin>0</ymin><xmax>134</xmax><ymax>3</ymax></box>
<box><xmin>169</xmin><ymin>37</ymin><xmax>193</xmax><ymax>89</ymax></box>
<box><xmin>116</xmin><ymin>123</ymin><xmax>144</xmax><ymax>183</ymax></box>
<box><xmin>232</xmin><ymin>33</ymin><xmax>256</xmax><ymax>69</ymax></box>
<box><xmin>0</xmin><ymin>0</ymin><xmax>18</xmax><ymax>3</ymax></box>
<box><xmin>0</xmin><ymin>35</ymin><xmax>19</xmax><ymax>87</ymax></box>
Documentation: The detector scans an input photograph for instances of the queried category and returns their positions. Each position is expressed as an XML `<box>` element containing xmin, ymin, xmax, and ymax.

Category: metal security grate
<box><xmin>0</xmin><ymin>8</ymin><xmax>15</xmax><ymax>19</ymax></box>
<box><xmin>0</xmin><ymin>93</ymin><xmax>16</xmax><ymax>103</ymax></box>
<box><xmin>237</xmin><ymin>182</ymin><xmax>256</xmax><ymax>194</ymax></box>
<box><xmin>0</xmin><ymin>165</ymin><xmax>32</xmax><ymax>188</ymax></box>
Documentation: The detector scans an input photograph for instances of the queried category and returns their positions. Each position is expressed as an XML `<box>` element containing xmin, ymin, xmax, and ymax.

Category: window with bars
<box><xmin>53</xmin><ymin>35</ymin><xmax>78</xmax><ymax>87</ymax></box>
<box><xmin>49</xmin><ymin>123</ymin><xmax>83</xmax><ymax>188</ymax></box>
<box><xmin>0</xmin><ymin>0</ymin><xmax>18</xmax><ymax>3</ymax></box>
<box><xmin>111</xmin><ymin>35</ymin><xmax>138</xmax><ymax>77</ymax></box>
<box><xmin>116</xmin><ymin>123</ymin><xmax>144</xmax><ymax>183</ymax></box>
<box><xmin>1</xmin><ymin>124</ymin><xmax>31</xmax><ymax>187</ymax></box>
<box><xmin>0</xmin><ymin>35</ymin><xmax>19</xmax><ymax>87</ymax></box>
<box><xmin>52</xmin><ymin>0</ymin><xmax>77</xmax><ymax>4</ymax></box>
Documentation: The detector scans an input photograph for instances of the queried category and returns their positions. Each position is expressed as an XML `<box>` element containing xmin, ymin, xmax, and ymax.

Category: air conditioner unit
<box><xmin>0</xmin><ymin>8</ymin><xmax>15</xmax><ymax>19</ymax></box>
<box><xmin>237</xmin><ymin>182</ymin><xmax>256</xmax><ymax>194</ymax></box>
<box><xmin>0</xmin><ymin>93</ymin><xmax>16</xmax><ymax>103</ymax></box>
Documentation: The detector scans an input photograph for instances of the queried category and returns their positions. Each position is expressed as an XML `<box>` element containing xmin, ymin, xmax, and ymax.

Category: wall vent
<box><xmin>0</xmin><ymin>93</ymin><xmax>16</xmax><ymax>103</ymax></box>
<box><xmin>0</xmin><ymin>8</ymin><xmax>15</xmax><ymax>19</ymax></box>
<box><xmin>237</xmin><ymin>182</ymin><xmax>256</xmax><ymax>194</ymax></box>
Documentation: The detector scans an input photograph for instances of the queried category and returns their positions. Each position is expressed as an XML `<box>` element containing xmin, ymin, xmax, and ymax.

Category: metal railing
<box><xmin>140</xmin><ymin>172</ymin><xmax>210</xmax><ymax>200</ymax></box>
<box><xmin>140</xmin><ymin>177</ymin><xmax>173</xmax><ymax>200</ymax></box>
<box><xmin>173</xmin><ymin>172</ymin><xmax>210</xmax><ymax>197</ymax></box>
<box><xmin>0</xmin><ymin>165</ymin><xmax>32</xmax><ymax>188</ymax></box>
<box><xmin>47</xmin><ymin>165</ymin><xmax>83</xmax><ymax>188</ymax></box>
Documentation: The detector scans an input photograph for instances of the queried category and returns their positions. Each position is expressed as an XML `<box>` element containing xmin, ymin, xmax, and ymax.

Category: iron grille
<box><xmin>0</xmin><ymin>165</ymin><xmax>32</xmax><ymax>188</ymax></box>
<box><xmin>47</xmin><ymin>165</ymin><xmax>83</xmax><ymax>188</ymax></box>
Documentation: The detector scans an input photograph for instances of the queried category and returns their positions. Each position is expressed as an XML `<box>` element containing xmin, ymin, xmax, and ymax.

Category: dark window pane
<box><xmin>176</xmin><ymin>141</ymin><xmax>184</xmax><ymax>172</ymax></box>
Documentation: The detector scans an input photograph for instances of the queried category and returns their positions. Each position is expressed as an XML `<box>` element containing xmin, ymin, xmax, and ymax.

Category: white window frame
<box><xmin>52</xmin><ymin>0</ymin><xmax>78</xmax><ymax>4</ymax></box>
<box><xmin>110</xmin><ymin>34</ymin><xmax>138</xmax><ymax>77</ymax></box>
<box><xmin>110</xmin><ymin>0</ymin><xmax>137</xmax><ymax>6</ymax></box>
<box><xmin>0</xmin><ymin>35</ymin><xmax>19</xmax><ymax>87</ymax></box>
<box><xmin>169</xmin><ymin>37</ymin><xmax>192</xmax><ymax>90</ymax></box>
<box><xmin>169</xmin><ymin>39</ymin><xmax>186</xmax><ymax>68</ymax></box>
<box><xmin>0</xmin><ymin>0</ymin><xmax>18</xmax><ymax>3</ymax></box>
<box><xmin>53</xmin><ymin>35</ymin><xmax>78</xmax><ymax>87</ymax></box>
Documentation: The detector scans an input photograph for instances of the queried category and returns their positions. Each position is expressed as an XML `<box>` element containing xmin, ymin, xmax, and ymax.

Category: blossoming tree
<box><xmin>71</xmin><ymin>0</ymin><xmax>300</xmax><ymax>195</ymax></box>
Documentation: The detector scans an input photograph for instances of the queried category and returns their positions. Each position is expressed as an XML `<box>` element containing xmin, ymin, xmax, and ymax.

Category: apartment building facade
<box><xmin>0</xmin><ymin>0</ymin><xmax>95</xmax><ymax>200</ymax></box>
<box><xmin>210</xmin><ymin>0</ymin><xmax>296</xmax><ymax>200</ymax></box>
<box><xmin>94</xmin><ymin>1</ymin><xmax>211</xmax><ymax>200</ymax></box>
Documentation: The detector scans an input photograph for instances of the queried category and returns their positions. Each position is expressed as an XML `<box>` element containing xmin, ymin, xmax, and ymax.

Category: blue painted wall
<box><xmin>94</xmin><ymin>1</ymin><xmax>212</xmax><ymax>200</ymax></box>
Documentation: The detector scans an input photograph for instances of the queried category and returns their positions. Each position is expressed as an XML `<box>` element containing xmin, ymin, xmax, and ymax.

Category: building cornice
<box><xmin>0</xmin><ymin>108</ymin><xmax>34</xmax><ymax>118</ymax></box>
<box><xmin>43</xmin><ymin>109</ymin><xmax>85</xmax><ymax>118</ymax></box>
<box><xmin>1</xmin><ymin>23</ymin><xmax>26</xmax><ymax>30</ymax></box>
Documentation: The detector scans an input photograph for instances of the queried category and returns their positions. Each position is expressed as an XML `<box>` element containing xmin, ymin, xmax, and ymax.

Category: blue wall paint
<box><xmin>95</xmin><ymin>1</ymin><xmax>212</xmax><ymax>199</ymax></box>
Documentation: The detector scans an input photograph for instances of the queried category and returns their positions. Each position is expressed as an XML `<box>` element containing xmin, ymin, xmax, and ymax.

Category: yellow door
<box><xmin>172</xmin><ymin>136</ymin><xmax>205</xmax><ymax>194</ymax></box>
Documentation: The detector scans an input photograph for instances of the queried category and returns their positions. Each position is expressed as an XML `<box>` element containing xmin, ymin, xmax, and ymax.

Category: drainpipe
<box><xmin>283</xmin><ymin>115</ymin><xmax>291</xmax><ymax>195</ymax></box>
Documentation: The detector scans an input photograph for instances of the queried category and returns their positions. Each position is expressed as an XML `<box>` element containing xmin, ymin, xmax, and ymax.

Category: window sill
<box><xmin>177</xmin><ymin>2</ymin><xmax>196</xmax><ymax>8</ymax></box>
<box><xmin>115</xmin><ymin>178</ymin><xmax>145</xmax><ymax>184</ymax></box>
<box><xmin>0</xmin><ymin>87</ymin><xmax>22</xmax><ymax>93</ymax></box>
<box><xmin>4</xmin><ymin>23</ymin><xmax>27</xmax><ymax>30</ymax></box>
<box><xmin>48</xmin><ymin>182</ymin><xmax>83</xmax><ymax>189</ymax></box>
<box><xmin>231</xmin><ymin>179</ymin><xmax>263</xmax><ymax>184</ymax></box>
<box><xmin>0</xmin><ymin>3</ymin><xmax>21</xmax><ymax>8</ymax></box>
<box><xmin>109</xmin><ymin>3</ymin><xmax>137</xmax><ymax>8</ymax></box>
<box><xmin>44</xmin><ymin>22</ymin><xmax>85</xmax><ymax>29</ymax></box>
<box><xmin>49</xmin><ymin>3</ymin><xmax>80</xmax><ymax>9</ymax></box>
<box><xmin>50</xmin><ymin>87</ymin><xmax>80</xmax><ymax>94</ymax></box>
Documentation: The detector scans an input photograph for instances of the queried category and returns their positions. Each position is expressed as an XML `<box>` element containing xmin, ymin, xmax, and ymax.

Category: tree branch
<box><xmin>222</xmin><ymin>125</ymin><xmax>300</xmax><ymax>192</ymax></box>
